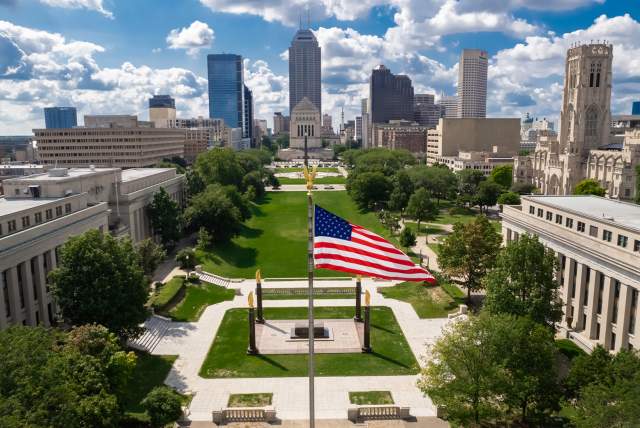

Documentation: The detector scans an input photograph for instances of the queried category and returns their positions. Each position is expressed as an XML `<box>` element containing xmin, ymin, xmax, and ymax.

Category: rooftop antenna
<box><xmin>299</xmin><ymin>13</ymin><xmax>302</xmax><ymax>30</ymax></box>
<box><xmin>307</xmin><ymin>6</ymin><xmax>310</xmax><ymax>29</ymax></box>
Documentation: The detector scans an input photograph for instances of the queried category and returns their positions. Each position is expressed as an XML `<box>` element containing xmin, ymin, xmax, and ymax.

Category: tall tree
<box><xmin>183</xmin><ymin>184</ymin><xmax>243</xmax><ymax>243</ymax></box>
<box><xmin>185</xmin><ymin>168</ymin><xmax>206</xmax><ymax>199</ymax></box>
<box><xmin>137</xmin><ymin>238</ymin><xmax>166</xmax><ymax>277</ymax></box>
<box><xmin>50</xmin><ymin>230</ymin><xmax>149</xmax><ymax>339</ymax></box>
<box><xmin>490</xmin><ymin>165</ymin><xmax>513</xmax><ymax>189</ymax></box>
<box><xmin>438</xmin><ymin>215</ymin><xmax>501</xmax><ymax>301</ymax></box>
<box><xmin>574</xmin><ymin>178</ymin><xmax>606</xmax><ymax>196</ymax></box>
<box><xmin>511</xmin><ymin>181</ymin><xmax>537</xmax><ymax>195</ymax></box>
<box><xmin>399</xmin><ymin>227</ymin><xmax>417</xmax><ymax>250</ymax></box>
<box><xmin>475</xmin><ymin>180</ymin><xmax>502</xmax><ymax>213</ymax></box>
<box><xmin>388</xmin><ymin>170</ymin><xmax>414</xmax><ymax>213</ymax></box>
<box><xmin>497</xmin><ymin>191</ymin><xmax>521</xmax><ymax>205</ymax></box>
<box><xmin>406</xmin><ymin>188</ymin><xmax>438</xmax><ymax>234</ymax></box>
<box><xmin>457</xmin><ymin>169</ymin><xmax>486</xmax><ymax>206</ymax></box>
<box><xmin>195</xmin><ymin>148</ymin><xmax>244</xmax><ymax>187</ymax></box>
<box><xmin>483</xmin><ymin>234</ymin><xmax>562</xmax><ymax>326</ymax></box>
<box><xmin>409</xmin><ymin>165</ymin><xmax>457</xmax><ymax>205</ymax></box>
<box><xmin>347</xmin><ymin>171</ymin><xmax>393</xmax><ymax>210</ymax></box>
<box><xmin>147</xmin><ymin>187</ymin><xmax>181</xmax><ymax>250</ymax></box>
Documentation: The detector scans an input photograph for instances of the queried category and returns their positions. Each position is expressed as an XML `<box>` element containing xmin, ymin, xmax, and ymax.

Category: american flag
<box><xmin>313</xmin><ymin>205</ymin><xmax>436</xmax><ymax>283</ymax></box>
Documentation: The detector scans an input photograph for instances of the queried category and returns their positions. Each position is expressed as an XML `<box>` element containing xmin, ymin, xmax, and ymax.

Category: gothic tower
<box><xmin>559</xmin><ymin>43</ymin><xmax>613</xmax><ymax>155</ymax></box>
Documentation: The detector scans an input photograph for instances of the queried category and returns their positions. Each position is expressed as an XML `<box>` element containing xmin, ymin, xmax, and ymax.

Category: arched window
<box><xmin>589</xmin><ymin>62</ymin><xmax>595</xmax><ymax>87</ymax></box>
<box><xmin>595</xmin><ymin>62</ymin><xmax>602</xmax><ymax>87</ymax></box>
<box><xmin>586</xmin><ymin>106</ymin><xmax>598</xmax><ymax>137</ymax></box>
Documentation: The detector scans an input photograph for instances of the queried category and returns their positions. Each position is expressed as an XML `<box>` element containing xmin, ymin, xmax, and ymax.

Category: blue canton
<box><xmin>314</xmin><ymin>205</ymin><xmax>352</xmax><ymax>240</ymax></box>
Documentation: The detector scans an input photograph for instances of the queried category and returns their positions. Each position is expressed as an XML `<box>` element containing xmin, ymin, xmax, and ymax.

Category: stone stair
<box><xmin>128</xmin><ymin>315</ymin><xmax>172</xmax><ymax>353</ymax></box>
<box><xmin>197</xmin><ymin>271</ymin><xmax>231</xmax><ymax>288</ymax></box>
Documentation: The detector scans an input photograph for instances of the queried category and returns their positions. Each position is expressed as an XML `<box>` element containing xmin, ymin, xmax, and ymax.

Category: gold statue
<box><xmin>255</xmin><ymin>269</ymin><xmax>261</xmax><ymax>284</ymax></box>
<box><xmin>356</xmin><ymin>274</ymin><xmax>362</xmax><ymax>282</ymax></box>
<box><xmin>303</xmin><ymin>164</ymin><xmax>318</xmax><ymax>194</ymax></box>
<box><xmin>248</xmin><ymin>291</ymin><xmax>254</xmax><ymax>308</ymax></box>
<box><xmin>365</xmin><ymin>290</ymin><xmax>371</xmax><ymax>307</ymax></box>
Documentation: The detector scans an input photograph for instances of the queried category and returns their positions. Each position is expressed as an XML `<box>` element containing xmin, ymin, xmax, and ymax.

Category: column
<box><xmin>0</xmin><ymin>271</ymin><xmax>8</xmax><ymax>330</ymax></box>
<box><xmin>20</xmin><ymin>262</ymin><xmax>37</xmax><ymax>326</ymax></box>
<box><xmin>600</xmin><ymin>276</ymin><xmax>614</xmax><ymax>349</ymax></box>
<box><xmin>560</xmin><ymin>257</ymin><xmax>574</xmax><ymax>328</ymax></box>
<box><xmin>573</xmin><ymin>263</ymin><xmax>587</xmax><ymax>330</ymax></box>
<box><xmin>616</xmin><ymin>284</ymin><xmax>632</xmax><ymax>351</ymax></box>
<box><xmin>7</xmin><ymin>266</ymin><xmax>22</xmax><ymax>325</ymax></box>
<box><xmin>34</xmin><ymin>254</ymin><xmax>51</xmax><ymax>327</ymax></box>
<box><xmin>585</xmin><ymin>270</ymin><xmax>599</xmax><ymax>339</ymax></box>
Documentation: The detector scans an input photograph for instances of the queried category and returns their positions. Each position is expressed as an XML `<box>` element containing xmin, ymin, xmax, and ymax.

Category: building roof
<box><xmin>120</xmin><ymin>168</ymin><xmax>175</xmax><ymax>182</ymax></box>
<box><xmin>292</xmin><ymin>97</ymin><xmax>318</xmax><ymax>113</ymax></box>
<box><xmin>525</xmin><ymin>195</ymin><xmax>640</xmax><ymax>232</ymax></box>
<box><xmin>7</xmin><ymin>167</ymin><xmax>119</xmax><ymax>182</ymax></box>
<box><xmin>0</xmin><ymin>197</ymin><xmax>67</xmax><ymax>217</ymax></box>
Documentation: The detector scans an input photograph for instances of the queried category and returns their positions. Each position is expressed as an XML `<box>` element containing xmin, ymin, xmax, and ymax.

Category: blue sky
<box><xmin>1</xmin><ymin>0</ymin><xmax>639</xmax><ymax>134</ymax></box>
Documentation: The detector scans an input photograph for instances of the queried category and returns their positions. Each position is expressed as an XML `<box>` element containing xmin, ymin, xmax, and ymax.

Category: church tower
<box><xmin>559</xmin><ymin>43</ymin><xmax>612</xmax><ymax>155</ymax></box>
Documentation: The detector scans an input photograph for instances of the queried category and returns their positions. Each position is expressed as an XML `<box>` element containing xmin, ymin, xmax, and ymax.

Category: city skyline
<box><xmin>0</xmin><ymin>1</ymin><xmax>639</xmax><ymax>134</ymax></box>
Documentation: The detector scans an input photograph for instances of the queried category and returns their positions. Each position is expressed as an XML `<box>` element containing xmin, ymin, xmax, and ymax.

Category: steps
<box><xmin>197</xmin><ymin>271</ymin><xmax>231</xmax><ymax>288</ymax></box>
<box><xmin>128</xmin><ymin>315</ymin><xmax>172</xmax><ymax>353</ymax></box>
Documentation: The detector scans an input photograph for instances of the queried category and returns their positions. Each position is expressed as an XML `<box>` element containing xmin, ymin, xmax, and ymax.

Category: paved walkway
<box><xmin>146</xmin><ymin>277</ymin><xmax>451</xmax><ymax>422</ymax></box>
<box><xmin>268</xmin><ymin>184</ymin><xmax>346</xmax><ymax>192</ymax></box>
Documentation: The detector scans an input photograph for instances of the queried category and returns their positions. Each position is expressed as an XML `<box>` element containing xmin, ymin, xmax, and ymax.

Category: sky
<box><xmin>0</xmin><ymin>0</ymin><xmax>639</xmax><ymax>134</ymax></box>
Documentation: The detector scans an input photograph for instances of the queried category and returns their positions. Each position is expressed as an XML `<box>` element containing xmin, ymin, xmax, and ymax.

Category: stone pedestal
<box><xmin>247</xmin><ymin>308</ymin><xmax>258</xmax><ymax>355</ymax></box>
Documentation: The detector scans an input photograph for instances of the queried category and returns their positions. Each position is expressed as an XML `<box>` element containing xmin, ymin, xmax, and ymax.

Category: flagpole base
<box><xmin>361</xmin><ymin>347</ymin><xmax>372</xmax><ymax>353</ymax></box>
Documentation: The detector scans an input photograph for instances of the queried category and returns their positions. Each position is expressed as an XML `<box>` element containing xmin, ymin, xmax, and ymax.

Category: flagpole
<box><xmin>304</xmin><ymin>133</ymin><xmax>316</xmax><ymax>428</ymax></box>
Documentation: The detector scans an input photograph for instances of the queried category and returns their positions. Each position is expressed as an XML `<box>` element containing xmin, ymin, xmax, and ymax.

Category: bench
<box><xmin>347</xmin><ymin>405</ymin><xmax>411</xmax><ymax>422</ymax></box>
<box><xmin>211</xmin><ymin>407</ymin><xmax>276</xmax><ymax>424</ymax></box>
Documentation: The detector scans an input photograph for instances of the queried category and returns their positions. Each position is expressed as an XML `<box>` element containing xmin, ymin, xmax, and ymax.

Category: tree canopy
<box><xmin>184</xmin><ymin>184</ymin><xmax>244</xmax><ymax>243</ymax></box>
<box><xmin>147</xmin><ymin>187</ymin><xmax>181</xmax><ymax>249</ymax></box>
<box><xmin>574</xmin><ymin>178</ymin><xmax>606</xmax><ymax>197</ymax></box>
<box><xmin>437</xmin><ymin>215</ymin><xmax>502</xmax><ymax>301</ymax></box>
<box><xmin>497</xmin><ymin>191</ymin><xmax>521</xmax><ymax>205</ymax></box>
<box><xmin>475</xmin><ymin>180</ymin><xmax>502</xmax><ymax>212</ymax></box>
<box><xmin>50</xmin><ymin>230</ymin><xmax>149</xmax><ymax>339</ymax></box>
<box><xmin>483</xmin><ymin>234</ymin><xmax>562</xmax><ymax>326</ymax></box>
<box><xmin>347</xmin><ymin>171</ymin><xmax>393</xmax><ymax>211</ymax></box>
<box><xmin>406</xmin><ymin>188</ymin><xmax>438</xmax><ymax>232</ymax></box>
<box><xmin>408</xmin><ymin>165</ymin><xmax>457</xmax><ymax>204</ymax></box>
<box><xmin>490</xmin><ymin>165</ymin><xmax>513</xmax><ymax>189</ymax></box>
<box><xmin>137</xmin><ymin>238</ymin><xmax>166</xmax><ymax>277</ymax></box>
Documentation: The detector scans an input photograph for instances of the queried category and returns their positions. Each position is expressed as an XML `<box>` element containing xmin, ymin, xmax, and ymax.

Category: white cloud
<box><xmin>38</xmin><ymin>0</ymin><xmax>113</xmax><ymax>19</ymax></box>
<box><xmin>166</xmin><ymin>21</ymin><xmax>214</xmax><ymax>57</ymax></box>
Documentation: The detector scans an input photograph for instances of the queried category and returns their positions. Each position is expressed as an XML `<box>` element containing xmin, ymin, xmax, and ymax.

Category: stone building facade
<box><xmin>514</xmin><ymin>43</ymin><xmax>640</xmax><ymax>200</ymax></box>
<box><xmin>290</xmin><ymin>97</ymin><xmax>321</xmax><ymax>149</ymax></box>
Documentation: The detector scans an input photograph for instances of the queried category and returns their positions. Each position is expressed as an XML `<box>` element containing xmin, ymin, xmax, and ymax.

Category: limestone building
<box><xmin>372</xmin><ymin>121</ymin><xmax>428</xmax><ymax>154</ymax></box>
<box><xmin>290</xmin><ymin>97</ymin><xmax>321</xmax><ymax>149</ymax></box>
<box><xmin>514</xmin><ymin>43</ymin><xmax>640</xmax><ymax>200</ymax></box>
<box><xmin>502</xmin><ymin>195</ymin><xmax>640</xmax><ymax>352</ymax></box>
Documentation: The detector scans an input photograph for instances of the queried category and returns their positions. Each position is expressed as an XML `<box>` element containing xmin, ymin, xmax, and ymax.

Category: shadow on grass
<box><xmin>213</xmin><ymin>241</ymin><xmax>258</xmax><ymax>268</ymax></box>
<box><xmin>371</xmin><ymin>323</ymin><xmax>395</xmax><ymax>334</ymax></box>
<box><xmin>239</xmin><ymin>224</ymin><xmax>264</xmax><ymax>239</ymax></box>
<box><xmin>369</xmin><ymin>351</ymin><xmax>412</xmax><ymax>369</ymax></box>
<box><xmin>254</xmin><ymin>354</ymin><xmax>290</xmax><ymax>372</ymax></box>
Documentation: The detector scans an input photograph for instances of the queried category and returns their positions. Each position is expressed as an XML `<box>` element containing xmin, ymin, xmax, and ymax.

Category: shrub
<box><xmin>176</xmin><ymin>248</ymin><xmax>197</xmax><ymax>269</ymax></box>
<box><xmin>150</xmin><ymin>276</ymin><xmax>185</xmax><ymax>310</ymax></box>
<box><xmin>141</xmin><ymin>386</ymin><xmax>183</xmax><ymax>428</ymax></box>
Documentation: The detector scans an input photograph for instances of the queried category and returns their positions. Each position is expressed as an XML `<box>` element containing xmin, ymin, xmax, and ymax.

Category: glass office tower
<box><xmin>44</xmin><ymin>107</ymin><xmax>77</xmax><ymax>128</ymax></box>
<box><xmin>207</xmin><ymin>54</ymin><xmax>244</xmax><ymax>129</ymax></box>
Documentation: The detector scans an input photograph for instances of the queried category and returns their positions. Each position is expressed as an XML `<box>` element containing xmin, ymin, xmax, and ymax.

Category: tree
<box><xmin>352</xmin><ymin>148</ymin><xmax>415</xmax><ymax>175</ymax></box>
<box><xmin>49</xmin><ymin>230</ymin><xmax>149</xmax><ymax>339</ymax></box>
<box><xmin>574</xmin><ymin>178</ymin><xmax>606</xmax><ymax>196</ymax></box>
<box><xmin>142</xmin><ymin>386</ymin><xmax>184</xmax><ymax>428</ymax></box>
<box><xmin>406</xmin><ymin>188</ymin><xmax>438</xmax><ymax>234</ymax></box>
<box><xmin>418</xmin><ymin>314</ymin><xmax>560</xmax><ymax>426</ymax></box>
<box><xmin>388</xmin><ymin>170</ymin><xmax>414</xmax><ymax>213</ymax></box>
<box><xmin>241</xmin><ymin>170</ymin><xmax>265</xmax><ymax>200</ymax></box>
<box><xmin>195</xmin><ymin>148</ymin><xmax>244</xmax><ymax>187</ymax></box>
<box><xmin>378</xmin><ymin>210</ymin><xmax>400</xmax><ymax>235</ymax></box>
<box><xmin>147</xmin><ymin>188</ymin><xmax>181</xmax><ymax>250</ymax></box>
<box><xmin>137</xmin><ymin>238</ymin><xmax>166</xmax><ymax>277</ymax></box>
<box><xmin>438</xmin><ymin>215</ymin><xmax>501</xmax><ymax>301</ymax></box>
<box><xmin>184</xmin><ymin>184</ymin><xmax>243</xmax><ymax>243</ymax></box>
<box><xmin>490</xmin><ymin>165</ymin><xmax>513</xmax><ymax>189</ymax></box>
<box><xmin>475</xmin><ymin>180</ymin><xmax>502</xmax><ymax>213</ymax></box>
<box><xmin>409</xmin><ymin>165</ymin><xmax>457</xmax><ymax>205</ymax></box>
<box><xmin>483</xmin><ymin>234</ymin><xmax>562</xmax><ymax>326</ymax></box>
<box><xmin>176</xmin><ymin>247</ymin><xmax>197</xmax><ymax>269</ymax></box>
<box><xmin>457</xmin><ymin>169</ymin><xmax>485</xmax><ymax>205</ymax></box>
<box><xmin>511</xmin><ymin>181</ymin><xmax>537</xmax><ymax>195</ymax></box>
<box><xmin>185</xmin><ymin>167</ymin><xmax>206</xmax><ymax>199</ymax></box>
<box><xmin>0</xmin><ymin>325</ymin><xmax>136</xmax><ymax>428</ymax></box>
<box><xmin>347</xmin><ymin>171</ymin><xmax>393</xmax><ymax>210</ymax></box>
<box><xmin>399</xmin><ymin>227</ymin><xmax>417</xmax><ymax>249</ymax></box>
<box><xmin>497</xmin><ymin>191</ymin><xmax>521</xmax><ymax>205</ymax></box>
<box><xmin>196</xmin><ymin>227</ymin><xmax>213</xmax><ymax>251</ymax></box>
<box><xmin>276</xmin><ymin>134</ymin><xmax>289</xmax><ymax>149</ymax></box>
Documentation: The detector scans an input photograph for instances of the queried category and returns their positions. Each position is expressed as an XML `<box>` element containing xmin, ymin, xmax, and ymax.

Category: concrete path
<box><xmin>147</xmin><ymin>277</ymin><xmax>451</xmax><ymax>422</ymax></box>
<box><xmin>268</xmin><ymin>184</ymin><xmax>346</xmax><ymax>192</ymax></box>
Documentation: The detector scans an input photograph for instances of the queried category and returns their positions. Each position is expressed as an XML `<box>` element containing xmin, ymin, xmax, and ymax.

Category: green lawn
<box><xmin>122</xmin><ymin>352</ymin><xmax>177</xmax><ymax>416</ymax></box>
<box><xmin>228</xmin><ymin>393</ymin><xmax>273</xmax><ymax>407</ymax></box>
<box><xmin>196</xmin><ymin>191</ymin><xmax>395</xmax><ymax>278</ymax></box>
<box><xmin>199</xmin><ymin>306</ymin><xmax>419</xmax><ymax>378</ymax></box>
<box><xmin>379</xmin><ymin>282</ymin><xmax>463</xmax><ymax>318</ymax></box>
<box><xmin>349</xmin><ymin>391</ymin><xmax>394</xmax><ymax>405</ymax></box>
<box><xmin>148</xmin><ymin>276</ymin><xmax>185</xmax><ymax>310</ymax></box>
<box><xmin>168</xmin><ymin>282</ymin><xmax>236</xmax><ymax>322</ymax></box>
<box><xmin>277</xmin><ymin>176</ymin><xmax>346</xmax><ymax>185</ymax></box>
<box><xmin>274</xmin><ymin>167</ymin><xmax>339</xmax><ymax>173</ymax></box>
<box><xmin>403</xmin><ymin>222</ymin><xmax>446</xmax><ymax>236</ymax></box>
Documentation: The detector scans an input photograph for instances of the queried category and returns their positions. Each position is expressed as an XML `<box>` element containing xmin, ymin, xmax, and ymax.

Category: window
<box><xmin>612</xmin><ymin>280</ymin><xmax>620</xmax><ymax>322</ymax></box>
<box><xmin>585</xmin><ymin>106</ymin><xmax>598</xmax><ymax>137</ymax></box>
<box><xmin>537</xmin><ymin>208</ymin><xmax>543</xmax><ymax>218</ymax></box>
<box><xmin>630</xmin><ymin>289</ymin><xmax>638</xmax><ymax>335</ymax></box>
<box><xmin>65</xmin><ymin>203</ymin><xmax>71</xmax><ymax>213</ymax></box>
<box><xmin>2</xmin><ymin>271</ymin><xmax>9</xmax><ymax>317</ymax></box>
<box><xmin>596</xmin><ymin>62</ymin><xmax>602</xmax><ymax>87</ymax></box>
<box><xmin>34</xmin><ymin>212</ymin><xmax>42</xmax><ymax>224</ymax></box>
<box><xmin>45</xmin><ymin>209</ymin><xmax>52</xmax><ymax>220</ymax></box>
<box><xmin>595</xmin><ymin>322</ymin><xmax>601</xmax><ymax>340</ymax></box>
<box><xmin>21</xmin><ymin>216</ymin><xmax>30</xmax><ymax>228</ymax></box>
<box><xmin>529</xmin><ymin>206</ymin><xmax>535</xmax><ymax>214</ymax></box>
<box><xmin>7</xmin><ymin>220</ymin><xmax>16</xmax><ymax>232</ymax></box>
<box><xmin>0</xmin><ymin>223</ymin><xmax>2</xmax><ymax>236</ymax></box>
<box><xmin>546</xmin><ymin>211</ymin><xmax>553</xmax><ymax>221</ymax></box>
<box><xmin>583</xmin><ymin>268</ymin><xmax>591</xmax><ymax>305</ymax></box>
<box><xmin>617</xmin><ymin>235</ymin><xmax>628</xmax><ymax>248</ymax></box>
<box><xmin>589</xmin><ymin>225</ymin><xmax>598</xmax><ymax>237</ymax></box>
<box><xmin>14</xmin><ymin>188</ymin><xmax>19</xmax><ymax>195</ymax></box>
<box><xmin>55</xmin><ymin>206</ymin><xmax>62</xmax><ymax>217</ymax></box>
<box><xmin>577</xmin><ymin>221</ymin><xmax>586</xmax><ymax>232</ymax></box>
<box><xmin>603</xmin><ymin>230</ymin><xmax>612</xmax><ymax>242</ymax></box>
<box><xmin>555</xmin><ymin>214</ymin><xmax>563</xmax><ymax>224</ymax></box>
<box><xmin>589</xmin><ymin>62</ymin><xmax>595</xmax><ymax>87</ymax></box>
<box><xmin>635</xmin><ymin>240</ymin><xmax>640</xmax><ymax>252</ymax></box>
<box><xmin>597</xmin><ymin>274</ymin><xmax>605</xmax><ymax>315</ymax></box>
<box><xmin>610</xmin><ymin>332</ymin><xmax>616</xmax><ymax>350</ymax></box>
<box><xmin>566</xmin><ymin>217</ymin><xmax>574</xmax><ymax>228</ymax></box>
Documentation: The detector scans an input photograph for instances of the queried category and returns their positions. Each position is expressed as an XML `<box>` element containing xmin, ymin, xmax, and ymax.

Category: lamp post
<box><xmin>362</xmin><ymin>290</ymin><xmax>372</xmax><ymax>353</ymax></box>
<box><xmin>256</xmin><ymin>269</ymin><xmax>264</xmax><ymax>323</ymax></box>
<box><xmin>247</xmin><ymin>292</ymin><xmax>257</xmax><ymax>355</ymax></box>
<box><xmin>354</xmin><ymin>275</ymin><xmax>363</xmax><ymax>322</ymax></box>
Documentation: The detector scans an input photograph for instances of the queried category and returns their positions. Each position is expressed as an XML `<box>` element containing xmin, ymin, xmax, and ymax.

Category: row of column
<box><xmin>560</xmin><ymin>254</ymin><xmax>639</xmax><ymax>351</ymax></box>
<box><xmin>0</xmin><ymin>249</ymin><xmax>57</xmax><ymax>330</ymax></box>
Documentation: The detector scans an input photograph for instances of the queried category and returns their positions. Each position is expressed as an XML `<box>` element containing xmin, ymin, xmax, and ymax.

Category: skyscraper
<box><xmin>440</xmin><ymin>95</ymin><xmax>459</xmax><ymax>118</ymax></box>
<box><xmin>289</xmin><ymin>28</ymin><xmax>321</xmax><ymax>114</ymax></box>
<box><xmin>361</xmin><ymin>98</ymin><xmax>370</xmax><ymax>148</ymax></box>
<box><xmin>369</xmin><ymin>65</ymin><xmax>414</xmax><ymax>124</ymax></box>
<box><xmin>44</xmin><ymin>107</ymin><xmax>77</xmax><ymax>128</ymax></box>
<box><xmin>243</xmin><ymin>85</ymin><xmax>254</xmax><ymax>145</ymax></box>
<box><xmin>457</xmin><ymin>49</ymin><xmax>488</xmax><ymax>118</ymax></box>
<box><xmin>207</xmin><ymin>54</ymin><xmax>244</xmax><ymax>129</ymax></box>
<box><xmin>413</xmin><ymin>94</ymin><xmax>441</xmax><ymax>128</ymax></box>
<box><xmin>148</xmin><ymin>95</ymin><xmax>176</xmax><ymax>128</ymax></box>
<box><xmin>633</xmin><ymin>101</ymin><xmax>640</xmax><ymax>115</ymax></box>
